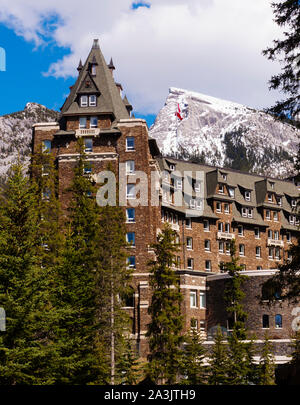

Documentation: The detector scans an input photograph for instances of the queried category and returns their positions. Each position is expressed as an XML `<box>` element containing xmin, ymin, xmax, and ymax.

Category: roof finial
<box><xmin>92</xmin><ymin>39</ymin><xmax>100</xmax><ymax>49</ymax></box>
<box><xmin>77</xmin><ymin>59</ymin><xmax>83</xmax><ymax>72</ymax></box>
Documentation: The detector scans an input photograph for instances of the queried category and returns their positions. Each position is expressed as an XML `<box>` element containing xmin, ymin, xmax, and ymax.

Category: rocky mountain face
<box><xmin>0</xmin><ymin>103</ymin><xmax>59</xmax><ymax>181</ymax></box>
<box><xmin>149</xmin><ymin>88</ymin><xmax>300</xmax><ymax>178</ymax></box>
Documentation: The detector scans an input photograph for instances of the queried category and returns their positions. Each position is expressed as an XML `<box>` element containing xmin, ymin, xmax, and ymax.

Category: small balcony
<box><xmin>217</xmin><ymin>232</ymin><xmax>235</xmax><ymax>240</ymax></box>
<box><xmin>267</xmin><ymin>239</ymin><xmax>284</xmax><ymax>247</ymax></box>
<box><xmin>75</xmin><ymin>128</ymin><xmax>100</xmax><ymax>137</ymax></box>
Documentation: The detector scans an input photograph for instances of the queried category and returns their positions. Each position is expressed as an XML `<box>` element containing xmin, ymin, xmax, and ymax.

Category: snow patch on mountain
<box><xmin>149</xmin><ymin>88</ymin><xmax>299</xmax><ymax>178</ymax></box>
<box><xmin>0</xmin><ymin>103</ymin><xmax>59</xmax><ymax>180</ymax></box>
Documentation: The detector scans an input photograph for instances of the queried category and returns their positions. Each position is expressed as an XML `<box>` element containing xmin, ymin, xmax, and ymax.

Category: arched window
<box><xmin>275</xmin><ymin>314</ymin><xmax>282</xmax><ymax>328</ymax></box>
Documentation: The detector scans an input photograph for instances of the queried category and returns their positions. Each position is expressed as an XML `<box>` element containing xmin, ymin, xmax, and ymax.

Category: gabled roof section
<box><xmin>61</xmin><ymin>39</ymin><xmax>130</xmax><ymax>121</ymax></box>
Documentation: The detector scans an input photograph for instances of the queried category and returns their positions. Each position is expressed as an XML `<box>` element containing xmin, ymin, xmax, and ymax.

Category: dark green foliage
<box><xmin>258</xmin><ymin>334</ymin><xmax>276</xmax><ymax>385</ymax></box>
<box><xmin>116</xmin><ymin>337</ymin><xmax>143</xmax><ymax>385</ymax></box>
<box><xmin>180</xmin><ymin>326</ymin><xmax>206</xmax><ymax>384</ymax></box>
<box><xmin>222</xmin><ymin>240</ymin><xmax>248</xmax><ymax>339</ymax></box>
<box><xmin>0</xmin><ymin>161</ymin><xmax>60</xmax><ymax>384</ymax></box>
<box><xmin>223</xmin><ymin>127</ymin><xmax>294</xmax><ymax>174</ymax></box>
<box><xmin>262</xmin><ymin>0</ymin><xmax>300</xmax><ymax>121</ymax></box>
<box><xmin>208</xmin><ymin>326</ymin><xmax>229</xmax><ymax>385</ymax></box>
<box><xmin>146</xmin><ymin>224</ymin><xmax>184</xmax><ymax>384</ymax></box>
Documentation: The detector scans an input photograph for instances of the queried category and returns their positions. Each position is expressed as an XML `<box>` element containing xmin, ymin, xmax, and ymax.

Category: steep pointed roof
<box><xmin>61</xmin><ymin>39</ymin><xmax>130</xmax><ymax>121</ymax></box>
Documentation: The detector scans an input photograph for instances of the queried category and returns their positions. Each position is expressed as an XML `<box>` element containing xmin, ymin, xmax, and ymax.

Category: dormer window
<box><xmin>245</xmin><ymin>191</ymin><xmax>251</xmax><ymax>201</ymax></box>
<box><xmin>270</xmin><ymin>182</ymin><xmax>274</xmax><ymax>189</ymax></box>
<box><xmin>169</xmin><ymin>164</ymin><xmax>175</xmax><ymax>171</ymax></box>
<box><xmin>89</xmin><ymin>95</ymin><xmax>97</xmax><ymax>107</ymax></box>
<box><xmin>277</xmin><ymin>196</ymin><xmax>282</xmax><ymax>206</ymax></box>
<box><xmin>291</xmin><ymin>199</ymin><xmax>297</xmax><ymax>207</ymax></box>
<box><xmin>194</xmin><ymin>182</ymin><xmax>201</xmax><ymax>193</ymax></box>
<box><xmin>267</xmin><ymin>193</ymin><xmax>273</xmax><ymax>202</ymax></box>
<box><xmin>221</xmin><ymin>173</ymin><xmax>227</xmax><ymax>181</ymax></box>
<box><xmin>228</xmin><ymin>187</ymin><xmax>235</xmax><ymax>198</ymax></box>
<box><xmin>91</xmin><ymin>64</ymin><xmax>96</xmax><ymax>76</ymax></box>
<box><xmin>218</xmin><ymin>184</ymin><xmax>224</xmax><ymax>194</ymax></box>
<box><xmin>80</xmin><ymin>95</ymin><xmax>88</xmax><ymax>107</ymax></box>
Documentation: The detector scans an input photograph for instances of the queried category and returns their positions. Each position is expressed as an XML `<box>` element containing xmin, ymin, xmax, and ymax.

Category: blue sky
<box><xmin>0</xmin><ymin>0</ymin><xmax>281</xmax><ymax>128</ymax></box>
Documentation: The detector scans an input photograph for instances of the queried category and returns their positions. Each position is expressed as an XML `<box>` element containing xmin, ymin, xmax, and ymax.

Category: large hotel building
<box><xmin>32</xmin><ymin>40</ymin><xmax>300</xmax><ymax>362</ymax></box>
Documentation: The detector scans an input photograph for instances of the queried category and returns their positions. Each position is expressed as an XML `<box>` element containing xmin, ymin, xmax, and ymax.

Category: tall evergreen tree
<box><xmin>0</xmin><ymin>161</ymin><xmax>59</xmax><ymax>384</ymax></box>
<box><xmin>95</xmin><ymin>164</ymin><xmax>132</xmax><ymax>385</ymax></box>
<box><xmin>146</xmin><ymin>224</ymin><xmax>184</xmax><ymax>384</ymax></box>
<box><xmin>52</xmin><ymin>139</ymin><xmax>103</xmax><ymax>384</ymax></box>
<box><xmin>208</xmin><ymin>326</ymin><xmax>229</xmax><ymax>385</ymax></box>
<box><xmin>258</xmin><ymin>334</ymin><xmax>276</xmax><ymax>385</ymax></box>
<box><xmin>222</xmin><ymin>240</ymin><xmax>248</xmax><ymax>339</ymax></box>
<box><xmin>180</xmin><ymin>323</ymin><xmax>206</xmax><ymax>385</ymax></box>
<box><xmin>263</xmin><ymin>0</ymin><xmax>300</xmax><ymax>121</ymax></box>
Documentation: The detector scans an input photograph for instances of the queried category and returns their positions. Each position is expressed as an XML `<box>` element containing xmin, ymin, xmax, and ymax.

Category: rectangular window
<box><xmin>91</xmin><ymin>64</ymin><xmax>96</xmax><ymax>76</ymax></box>
<box><xmin>274</xmin><ymin>211</ymin><xmax>278</xmax><ymax>221</ymax></box>
<box><xmin>80</xmin><ymin>95</ymin><xmax>88</xmax><ymax>107</ymax></box>
<box><xmin>196</xmin><ymin>200</ymin><xmax>202</xmax><ymax>210</ymax></box>
<box><xmin>127</xmin><ymin>256</ymin><xmax>136</xmax><ymax>268</ymax></box>
<box><xmin>126</xmin><ymin>160</ymin><xmax>135</xmax><ymax>174</ymax></box>
<box><xmin>268</xmin><ymin>229</ymin><xmax>272</xmax><ymax>239</ymax></box>
<box><xmin>189</xmin><ymin>199</ymin><xmax>196</xmax><ymax>209</ymax></box>
<box><xmin>126</xmin><ymin>208</ymin><xmax>135</xmax><ymax>223</ymax></box>
<box><xmin>218</xmin><ymin>184</ymin><xmax>224</xmax><ymax>194</ymax></box>
<box><xmin>186</xmin><ymin>218</ymin><xmax>192</xmax><ymax>228</ymax></box>
<box><xmin>84</xmin><ymin>138</ymin><xmax>93</xmax><ymax>152</ymax></box>
<box><xmin>176</xmin><ymin>256</ymin><xmax>181</xmax><ymax>269</ymax></box>
<box><xmin>291</xmin><ymin>199</ymin><xmax>297</xmax><ymax>207</ymax></box>
<box><xmin>242</xmin><ymin>207</ymin><xmax>247</xmax><ymax>217</ymax></box>
<box><xmin>245</xmin><ymin>191</ymin><xmax>251</xmax><ymax>201</ymax></box>
<box><xmin>126</xmin><ymin>232</ymin><xmax>135</xmax><ymax>246</ymax></box>
<box><xmin>228</xmin><ymin>187</ymin><xmax>235</xmax><ymax>198</ymax></box>
<box><xmin>254</xmin><ymin>227</ymin><xmax>260</xmax><ymax>239</ymax></box>
<box><xmin>248</xmin><ymin>208</ymin><xmax>253</xmax><ymax>218</ymax></box>
<box><xmin>177</xmin><ymin>179</ymin><xmax>183</xmax><ymax>190</ymax></box>
<box><xmin>187</xmin><ymin>258</ymin><xmax>194</xmax><ymax>270</ymax></box>
<box><xmin>186</xmin><ymin>237</ymin><xmax>193</xmax><ymax>250</ymax></box>
<box><xmin>204</xmin><ymin>220</ymin><xmax>210</xmax><ymax>232</ymax></box>
<box><xmin>238</xmin><ymin>225</ymin><xmax>244</xmax><ymax>236</ymax></box>
<box><xmin>268</xmin><ymin>247</ymin><xmax>273</xmax><ymax>259</ymax></box>
<box><xmin>256</xmin><ymin>246</ymin><xmax>261</xmax><ymax>258</ymax></box>
<box><xmin>89</xmin><ymin>95</ymin><xmax>97</xmax><ymax>106</ymax></box>
<box><xmin>287</xmin><ymin>232</ymin><xmax>291</xmax><ymax>243</ymax></box>
<box><xmin>83</xmin><ymin>163</ymin><xmax>92</xmax><ymax>174</ymax></box>
<box><xmin>42</xmin><ymin>140</ymin><xmax>51</xmax><ymax>153</ymax></box>
<box><xmin>126</xmin><ymin>137</ymin><xmax>135</xmax><ymax>151</ymax></box>
<box><xmin>204</xmin><ymin>240</ymin><xmax>210</xmax><ymax>251</ymax></box>
<box><xmin>225</xmin><ymin>242</ymin><xmax>230</xmax><ymax>255</ymax></box>
<box><xmin>219</xmin><ymin>241</ymin><xmax>224</xmax><ymax>253</ymax></box>
<box><xmin>225</xmin><ymin>223</ymin><xmax>230</xmax><ymax>233</ymax></box>
<box><xmin>275</xmin><ymin>247</ymin><xmax>280</xmax><ymax>260</ymax></box>
<box><xmin>205</xmin><ymin>260</ymin><xmax>211</xmax><ymax>272</ymax></box>
<box><xmin>277</xmin><ymin>197</ymin><xmax>282</xmax><ymax>206</ymax></box>
<box><xmin>267</xmin><ymin>193</ymin><xmax>273</xmax><ymax>202</ymax></box>
<box><xmin>190</xmin><ymin>318</ymin><xmax>198</xmax><ymax>330</ymax></box>
<box><xmin>239</xmin><ymin>244</ymin><xmax>245</xmax><ymax>256</ymax></box>
<box><xmin>126</xmin><ymin>184</ymin><xmax>136</xmax><ymax>199</ymax></box>
<box><xmin>218</xmin><ymin>222</ymin><xmax>223</xmax><ymax>232</ymax></box>
<box><xmin>216</xmin><ymin>202</ymin><xmax>222</xmax><ymax>212</ymax></box>
<box><xmin>266</xmin><ymin>210</ymin><xmax>271</xmax><ymax>220</ymax></box>
<box><xmin>275</xmin><ymin>314</ymin><xmax>282</xmax><ymax>329</ymax></box>
<box><xmin>194</xmin><ymin>182</ymin><xmax>201</xmax><ymax>192</ymax></box>
<box><xmin>224</xmin><ymin>203</ymin><xmax>230</xmax><ymax>213</ymax></box>
<box><xmin>262</xmin><ymin>314</ymin><xmax>269</xmax><ymax>329</ymax></box>
<box><xmin>190</xmin><ymin>291</ymin><xmax>197</xmax><ymax>308</ymax></box>
<box><xmin>274</xmin><ymin>231</ymin><xmax>279</xmax><ymax>240</ymax></box>
<box><xmin>200</xmin><ymin>292</ymin><xmax>206</xmax><ymax>308</ymax></box>
<box><xmin>79</xmin><ymin>116</ymin><xmax>87</xmax><ymax>128</ymax></box>
<box><xmin>90</xmin><ymin>116</ymin><xmax>98</xmax><ymax>128</ymax></box>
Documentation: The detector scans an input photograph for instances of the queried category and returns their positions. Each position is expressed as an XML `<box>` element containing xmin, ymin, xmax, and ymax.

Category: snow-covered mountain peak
<box><xmin>149</xmin><ymin>88</ymin><xmax>299</xmax><ymax>178</ymax></box>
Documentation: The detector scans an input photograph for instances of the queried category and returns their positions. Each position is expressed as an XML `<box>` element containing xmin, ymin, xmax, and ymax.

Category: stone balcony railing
<box><xmin>267</xmin><ymin>239</ymin><xmax>284</xmax><ymax>247</ymax></box>
<box><xmin>75</xmin><ymin>128</ymin><xmax>100</xmax><ymax>137</ymax></box>
<box><xmin>217</xmin><ymin>232</ymin><xmax>235</xmax><ymax>240</ymax></box>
